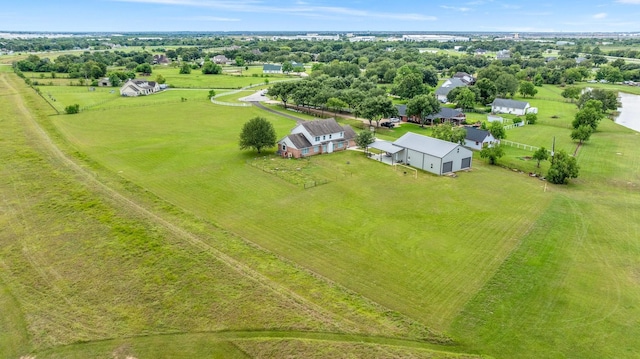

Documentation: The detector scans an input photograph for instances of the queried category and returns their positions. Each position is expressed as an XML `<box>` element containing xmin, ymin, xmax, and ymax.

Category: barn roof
<box><xmin>300</xmin><ymin>118</ymin><xmax>345</xmax><ymax>137</ymax></box>
<box><xmin>392</xmin><ymin>132</ymin><xmax>459</xmax><ymax>158</ymax></box>
<box><xmin>492</xmin><ymin>98</ymin><xmax>530</xmax><ymax>109</ymax></box>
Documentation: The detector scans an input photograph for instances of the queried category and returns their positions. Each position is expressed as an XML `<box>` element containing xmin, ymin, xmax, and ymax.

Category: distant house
<box><xmin>277</xmin><ymin>118</ymin><xmax>356</xmax><ymax>158</ymax></box>
<box><xmin>152</xmin><ymin>54</ymin><xmax>170</xmax><ymax>65</ymax></box>
<box><xmin>263</xmin><ymin>62</ymin><xmax>303</xmax><ymax>74</ymax></box>
<box><xmin>392</xmin><ymin>132</ymin><xmax>473</xmax><ymax>175</ymax></box>
<box><xmin>263</xmin><ymin>63</ymin><xmax>282</xmax><ymax>74</ymax></box>
<box><xmin>212</xmin><ymin>55</ymin><xmax>230</xmax><ymax>64</ymax></box>
<box><xmin>120</xmin><ymin>79</ymin><xmax>161</xmax><ymax>97</ymax></box>
<box><xmin>396</xmin><ymin>105</ymin><xmax>466</xmax><ymax>125</ymax></box>
<box><xmin>475</xmin><ymin>48</ymin><xmax>487</xmax><ymax>56</ymax></box>
<box><xmin>452</xmin><ymin>72</ymin><xmax>476</xmax><ymax>85</ymax></box>
<box><xmin>575</xmin><ymin>57</ymin><xmax>587</xmax><ymax>64</ymax></box>
<box><xmin>464</xmin><ymin>127</ymin><xmax>497</xmax><ymax>151</ymax></box>
<box><xmin>496</xmin><ymin>49</ymin><xmax>511</xmax><ymax>60</ymax></box>
<box><xmin>491</xmin><ymin>98</ymin><xmax>530</xmax><ymax>116</ymax></box>
<box><xmin>435</xmin><ymin>77</ymin><xmax>467</xmax><ymax>102</ymax></box>
<box><xmin>98</xmin><ymin>77</ymin><xmax>111</xmax><ymax>87</ymax></box>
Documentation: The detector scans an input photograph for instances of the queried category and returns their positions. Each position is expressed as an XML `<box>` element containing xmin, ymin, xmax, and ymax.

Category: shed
<box><xmin>392</xmin><ymin>132</ymin><xmax>472</xmax><ymax>175</ymax></box>
<box><xmin>491</xmin><ymin>98</ymin><xmax>530</xmax><ymax>116</ymax></box>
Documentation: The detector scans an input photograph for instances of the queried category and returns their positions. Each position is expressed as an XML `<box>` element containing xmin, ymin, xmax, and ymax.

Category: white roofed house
<box><xmin>119</xmin><ymin>79</ymin><xmax>160</xmax><ymax>97</ymax></box>
<box><xmin>435</xmin><ymin>77</ymin><xmax>467</xmax><ymax>103</ymax></box>
<box><xmin>212</xmin><ymin>55</ymin><xmax>230</xmax><ymax>64</ymax></box>
<box><xmin>278</xmin><ymin>118</ymin><xmax>356</xmax><ymax>158</ymax></box>
<box><xmin>491</xmin><ymin>98</ymin><xmax>531</xmax><ymax>116</ymax></box>
<box><xmin>392</xmin><ymin>132</ymin><xmax>472</xmax><ymax>176</ymax></box>
<box><xmin>452</xmin><ymin>72</ymin><xmax>476</xmax><ymax>85</ymax></box>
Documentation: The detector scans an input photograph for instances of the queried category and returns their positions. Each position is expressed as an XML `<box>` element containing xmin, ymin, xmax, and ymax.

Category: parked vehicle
<box><xmin>389</xmin><ymin>117</ymin><xmax>401</xmax><ymax>123</ymax></box>
<box><xmin>381</xmin><ymin>122</ymin><xmax>395</xmax><ymax>128</ymax></box>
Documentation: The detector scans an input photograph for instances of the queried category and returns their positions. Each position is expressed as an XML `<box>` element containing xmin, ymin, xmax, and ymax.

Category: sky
<box><xmin>2</xmin><ymin>0</ymin><xmax>640</xmax><ymax>33</ymax></box>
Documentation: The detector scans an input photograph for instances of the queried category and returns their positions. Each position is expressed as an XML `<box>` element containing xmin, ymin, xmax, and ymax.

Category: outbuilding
<box><xmin>392</xmin><ymin>132</ymin><xmax>472</xmax><ymax>175</ymax></box>
<box><xmin>491</xmin><ymin>98</ymin><xmax>531</xmax><ymax>116</ymax></box>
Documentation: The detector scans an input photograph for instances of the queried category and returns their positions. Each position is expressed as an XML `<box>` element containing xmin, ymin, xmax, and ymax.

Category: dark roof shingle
<box><xmin>301</xmin><ymin>118</ymin><xmax>344</xmax><ymax>137</ymax></box>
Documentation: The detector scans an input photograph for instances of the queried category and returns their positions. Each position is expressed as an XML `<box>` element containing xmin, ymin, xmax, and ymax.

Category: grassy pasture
<box><xmin>53</xmin><ymin>97</ymin><xmax>554</xmax><ymax>334</ymax></box>
<box><xmin>150</xmin><ymin>66</ymin><xmax>294</xmax><ymax>89</ymax></box>
<box><xmin>2</xmin><ymin>72</ymin><xmax>466</xmax><ymax>358</ymax></box>
<box><xmin>5</xmin><ymin>70</ymin><xmax>640</xmax><ymax>359</ymax></box>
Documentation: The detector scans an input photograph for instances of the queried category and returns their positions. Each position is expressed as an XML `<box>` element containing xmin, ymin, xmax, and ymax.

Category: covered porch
<box><xmin>367</xmin><ymin>140</ymin><xmax>405</xmax><ymax>165</ymax></box>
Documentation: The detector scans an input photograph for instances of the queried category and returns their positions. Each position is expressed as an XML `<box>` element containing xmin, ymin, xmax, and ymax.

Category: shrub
<box><xmin>65</xmin><ymin>104</ymin><xmax>80</xmax><ymax>114</ymax></box>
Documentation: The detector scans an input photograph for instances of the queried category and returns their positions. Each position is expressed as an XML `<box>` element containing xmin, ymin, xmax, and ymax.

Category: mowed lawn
<box><xmin>3</xmin><ymin>73</ymin><xmax>473</xmax><ymax>358</ymax></box>
<box><xmin>149</xmin><ymin>66</ymin><xmax>293</xmax><ymax>89</ymax></box>
<box><xmin>31</xmin><ymin>80</ymin><xmax>640</xmax><ymax>358</ymax></box>
<box><xmin>54</xmin><ymin>98</ymin><xmax>553</xmax><ymax>334</ymax></box>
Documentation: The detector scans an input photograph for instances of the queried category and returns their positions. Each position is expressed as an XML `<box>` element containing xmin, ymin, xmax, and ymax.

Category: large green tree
<box><xmin>431</xmin><ymin>123</ymin><xmax>467</xmax><ymax>145</ymax></box>
<box><xmin>355</xmin><ymin>130</ymin><xmax>376</xmax><ymax>154</ymax></box>
<box><xmin>518</xmin><ymin>81</ymin><xmax>537</xmax><ymax>98</ymax></box>
<box><xmin>495</xmin><ymin>73</ymin><xmax>519</xmax><ymax>98</ymax></box>
<box><xmin>179</xmin><ymin>63</ymin><xmax>191</xmax><ymax>74</ymax></box>
<box><xmin>406</xmin><ymin>94</ymin><xmax>440</xmax><ymax>127</ymax></box>
<box><xmin>561</xmin><ymin>86</ymin><xmax>581</xmax><ymax>102</ymax></box>
<box><xmin>488</xmin><ymin>121</ymin><xmax>506</xmax><ymax>140</ymax></box>
<box><xmin>361</xmin><ymin>96</ymin><xmax>397</xmax><ymax>127</ymax></box>
<box><xmin>571</xmin><ymin>125</ymin><xmax>594</xmax><ymax>145</ymax></box>
<box><xmin>572</xmin><ymin>104</ymin><xmax>603</xmax><ymax>131</ymax></box>
<box><xmin>239</xmin><ymin>117</ymin><xmax>277</xmax><ymax>154</ymax></box>
<box><xmin>268</xmin><ymin>81</ymin><xmax>298</xmax><ymax>109</ymax></box>
<box><xmin>202</xmin><ymin>61</ymin><xmax>222</xmax><ymax>74</ymax></box>
<box><xmin>473</xmin><ymin>78</ymin><xmax>497</xmax><ymax>105</ymax></box>
<box><xmin>393</xmin><ymin>72</ymin><xmax>427</xmax><ymax>99</ymax></box>
<box><xmin>547</xmin><ymin>150</ymin><xmax>579</xmax><ymax>184</ymax></box>
<box><xmin>532</xmin><ymin>147</ymin><xmax>549</xmax><ymax>168</ymax></box>
<box><xmin>479</xmin><ymin>145</ymin><xmax>504</xmax><ymax>165</ymax></box>
<box><xmin>454</xmin><ymin>87</ymin><xmax>476</xmax><ymax>110</ymax></box>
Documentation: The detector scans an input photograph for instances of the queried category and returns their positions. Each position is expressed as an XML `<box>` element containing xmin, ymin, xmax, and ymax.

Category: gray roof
<box><xmin>396</xmin><ymin>104</ymin><xmax>407</xmax><ymax>117</ymax></box>
<box><xmin>263</xmin><ymin>64</ymin><xmax>282</xmax><ymax>71</ymax></box>
<box><xmin>396</xmin><ymin>105</ymin><xmax>464</xmax><ymax>120</ymax></box>
<box><xmin>435</xmin><ymin>78</ymin><xmax>466</xmax><ymax>96</ymax></box>
<box><xmin>369</xmin><ymin>140</ymin><xmax>404</xmax><ymax>154</ymax></box>
<box><xmin>465</xmin><ymin>127</ymin><xmax>491</xmax><ymax>142</ymax></box>
<box><xmin>392</xmin><ymin>132</ymin><xmax>460</xmax><ymax>158</ymax></box>
<box><xmin>286</xmin><ymin>133</ymin><xmax>312</xmax><ymax>149</ymax></box>
<box><xmin>301</xmin><ymin>118</ymin><xmax>344</xmax><ymax>137</ymax></box>
<box><xmin>426</xmin><ymin>107</ymin><xmax>465</xmax><ymax>120</ymax></box>
<box><xmin>491</xmin><ymin>98</ymin><xmax>529</xmax><ymax>110</ymax></box>
<box><xmin>342</xmin><ymin>125</ymin><xmax>356</xmax><ymax>140</ymax></box>
<box><xmin>452</xmin><ymin>72</ymin><xmax>475</xmax><ymax>85</ymax></box>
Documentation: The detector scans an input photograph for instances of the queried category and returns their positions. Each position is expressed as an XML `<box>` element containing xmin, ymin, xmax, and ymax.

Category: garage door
<box><xmin>442</xmin><ymin>161</ymin><xmax>453</xmax><ymax>173</ymax></box>
<box><xmin>461</xmin><ymin>157</ymin><xmax>471</xmax><ymax>169</ymax></box>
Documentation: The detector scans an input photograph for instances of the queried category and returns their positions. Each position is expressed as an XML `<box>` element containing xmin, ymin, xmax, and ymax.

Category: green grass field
<box><xmin>3</xmin><ymin>71</ymin><xmax>640</xmax><ymax>358</ymax></box>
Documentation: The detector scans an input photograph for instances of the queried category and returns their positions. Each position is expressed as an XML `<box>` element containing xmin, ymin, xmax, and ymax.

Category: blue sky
<box><xmin>2</xmin><ymin>0</ymin><xmax>640</xmax><ymax>33</ymax></box>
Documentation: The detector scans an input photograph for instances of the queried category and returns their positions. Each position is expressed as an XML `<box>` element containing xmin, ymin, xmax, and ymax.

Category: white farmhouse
<box><xmin>491</xmin><ymin>98</ymin><xmax>531</xmax><ymax>116</ymax></box>
<box><xmin>119</xmin><ymin>79</ymin><xmax>160</xmax><ymax>97</ymax></box>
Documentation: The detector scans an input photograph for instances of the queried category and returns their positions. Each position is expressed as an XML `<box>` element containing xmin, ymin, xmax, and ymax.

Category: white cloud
<box><xmin>593</xmin><ymin>12</ymin><xmax>607</xmax><ymax>19</ymax></box>
<box><xmin>185</xmin><ymin>15</ymin><xmax>240</xmax><ymax>21</ymax></box>
<box><xmin>616</xmin><ymin>0</ymin><xmax>640</xmax><ymax>3</ymax></box>
<box><xmin>440</xmin><ymin>5</ymin><xmax>471</xmax><ymax>11</ymax></box>
<box><xmin>110</xmin><ymin>0</ymin><xmax>436</xmax><ymax>21</ymax></box>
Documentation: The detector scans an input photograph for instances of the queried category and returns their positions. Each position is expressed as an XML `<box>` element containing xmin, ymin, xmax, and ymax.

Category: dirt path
<box><xmin>250</xmin><ymin>101</ymin><xmax>305</xmax><ymax>123</ymax></box>
<box><xmin>2</xmin><ymin>73</ymin><xmax>359</xmax><ymax>333</ymax></box>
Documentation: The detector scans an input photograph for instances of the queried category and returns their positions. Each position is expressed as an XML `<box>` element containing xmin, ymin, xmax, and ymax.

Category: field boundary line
<box><xmin>4</xmin><ymin>72</ymin><xmax>369</xmax><ymax>335</ymax></box>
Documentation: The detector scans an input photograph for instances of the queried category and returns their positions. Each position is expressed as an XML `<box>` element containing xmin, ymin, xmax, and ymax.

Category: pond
<box><xmin>616</xmin><ymin>92</ymin><xmax>640</xmax><ymax>132</ymax></box>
